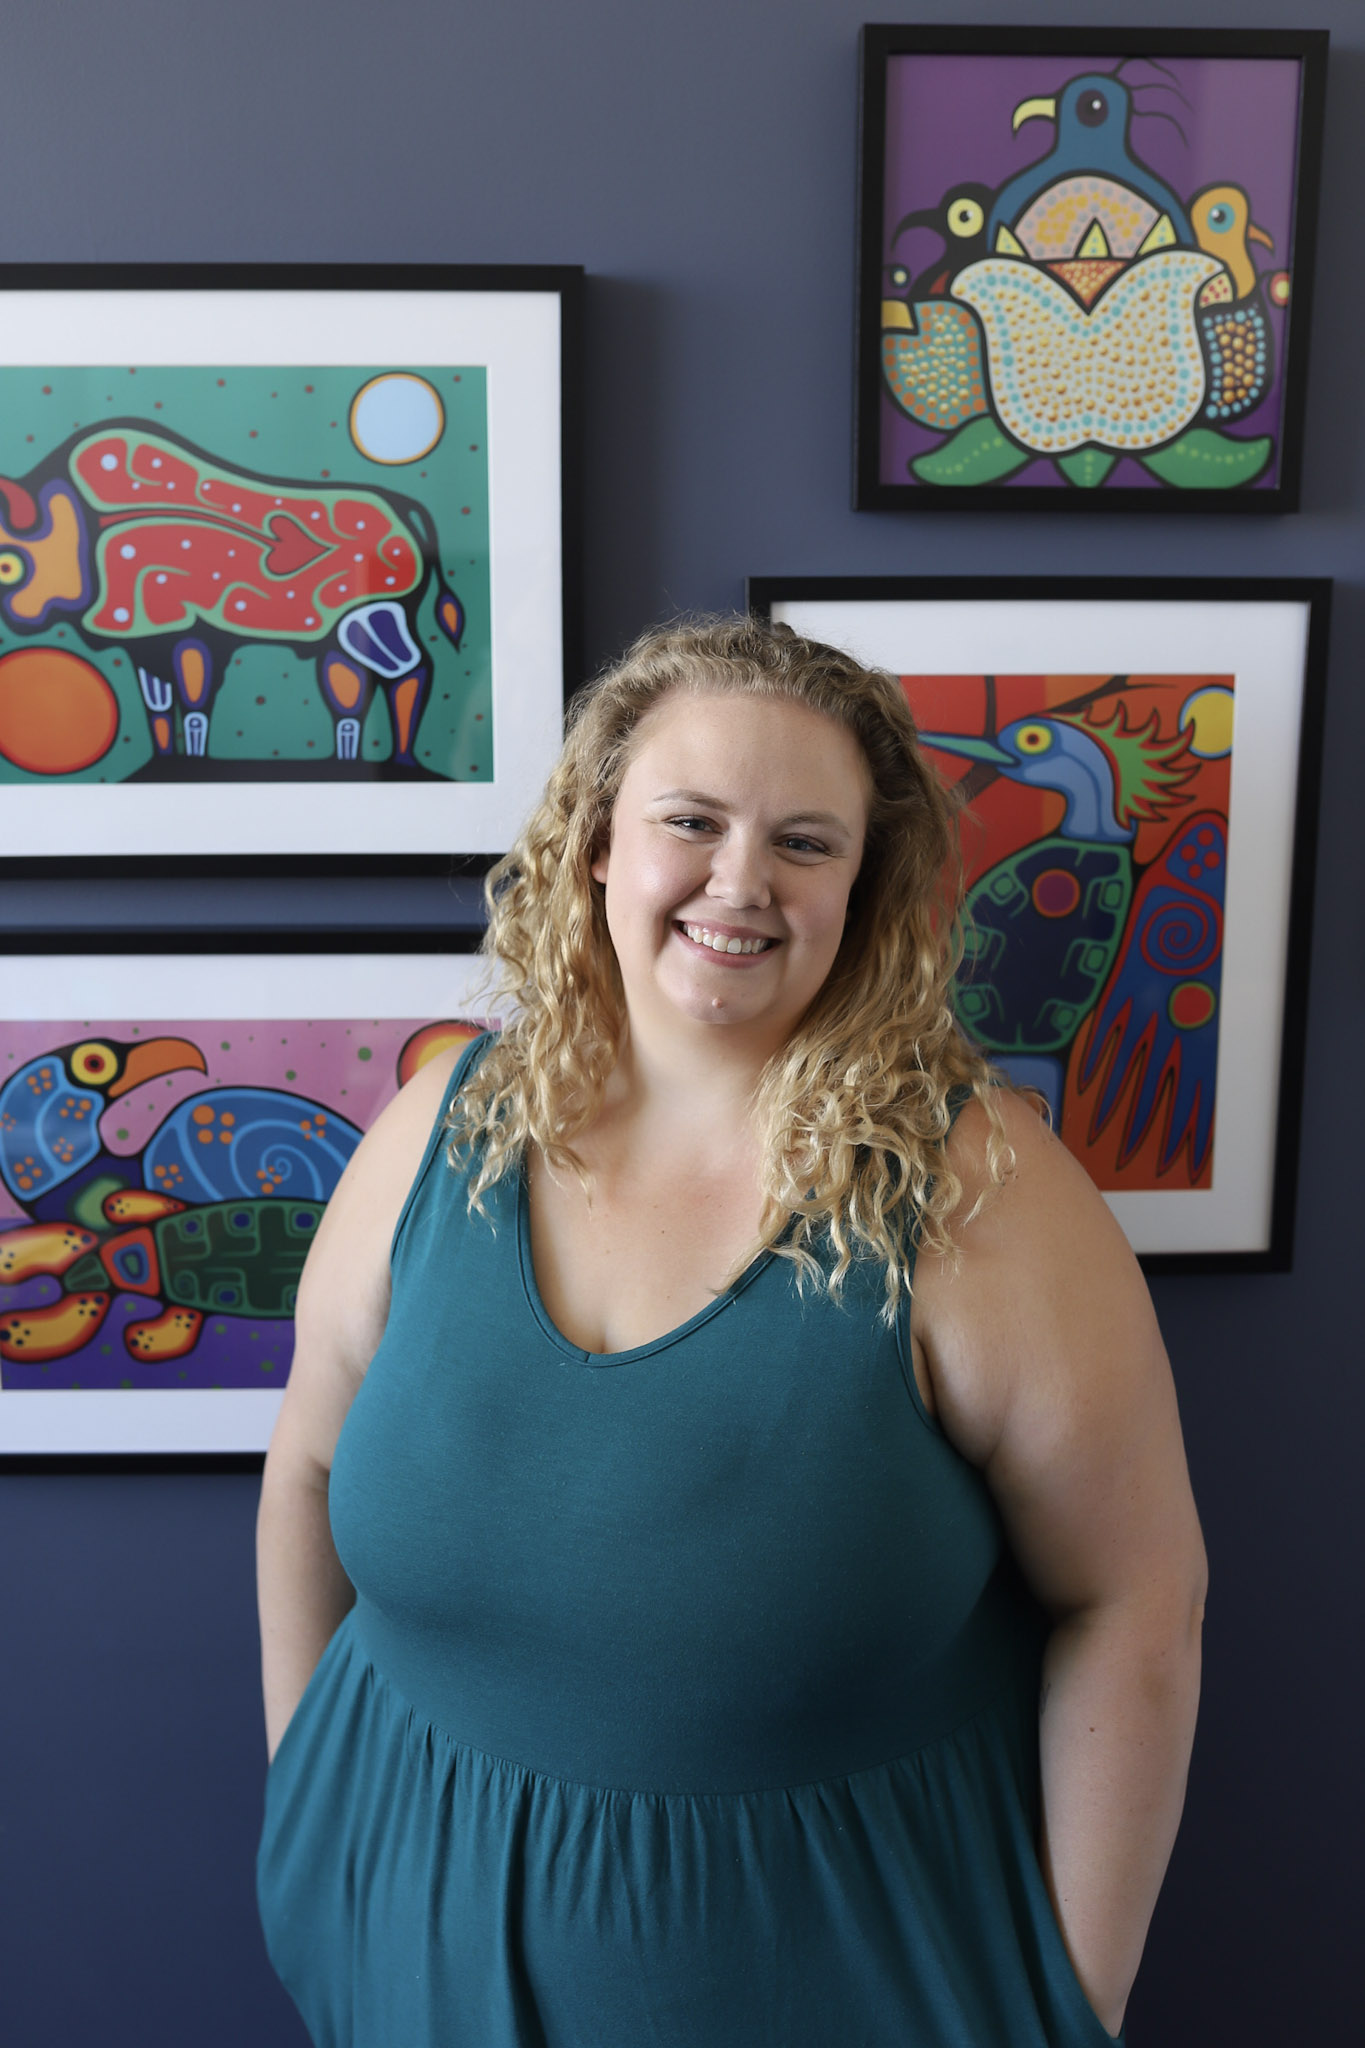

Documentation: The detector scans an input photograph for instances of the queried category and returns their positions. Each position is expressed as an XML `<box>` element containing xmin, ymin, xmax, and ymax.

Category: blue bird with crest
<box><xmin>921</xmin><ymin>701</ymin><xmax>1224</xmax><ymax>1175</ymax></box>
<box><xmin>989</xmin><ymin>71</ymin><xmax>1193</xmax><ymax>250</ymax></box>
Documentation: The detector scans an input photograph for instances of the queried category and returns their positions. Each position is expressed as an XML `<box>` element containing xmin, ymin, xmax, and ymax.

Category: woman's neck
<box><xmin>603</xmin><ymin>1020</ymin><xmax>772</xmax><ymax>1134</ymax></box>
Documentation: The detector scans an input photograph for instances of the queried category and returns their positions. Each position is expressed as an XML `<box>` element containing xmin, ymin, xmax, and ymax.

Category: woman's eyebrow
<box><xmin>778</xmin><ymin>811</ymin><xmax>854</xmax><ymax>832</ymax></box>
<box><xmin>650</xmin><ymin>787</ymin><xmax>727</xmax><ymax>807</ymax></box>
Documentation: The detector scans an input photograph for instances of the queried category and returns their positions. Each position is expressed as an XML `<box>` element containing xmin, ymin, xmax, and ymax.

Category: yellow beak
<box><xmin>1012</xmin><ymin>95</ymin><xmax>1057</xmax><ymax>133</ymax></box>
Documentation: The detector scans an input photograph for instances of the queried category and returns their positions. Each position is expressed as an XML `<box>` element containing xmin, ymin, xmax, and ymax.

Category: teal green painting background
<box><xmin>0</xmin><ymin>364</ymin><xmax>491</xmax><ymax>782</ymax></box>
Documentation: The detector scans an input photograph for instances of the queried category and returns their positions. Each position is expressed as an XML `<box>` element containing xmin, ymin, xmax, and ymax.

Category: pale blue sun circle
<box><xmin>349</xmin><ymin>374</ymin><xmax>445</xmax><ymax>464</ymax></box>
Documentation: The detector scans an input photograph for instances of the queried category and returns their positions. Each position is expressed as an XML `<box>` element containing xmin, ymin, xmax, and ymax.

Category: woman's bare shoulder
<box><xmin>943</xmin><ymin>1085</ymin><xmax>1122</xmax><ymax>1257</ymax></box>
<box><xmin>916</xmin><ymin>1092</ymin><xmax>1203</xmax><ymax>1626</ymax></box>
<box><xmin>265</xmin><ymin>1040</ymin><xmax>474</xmax><ymax>1478</ymax></box>
<box><xmin>291</xmin><ymin>1044</ymin><xmax>472</xmax><ymax>1384</ymax></box>
<box><xmin>913</xmin><ymin>1088</ymin><xmax>1165</xmax><ymax>1466</ymax></box>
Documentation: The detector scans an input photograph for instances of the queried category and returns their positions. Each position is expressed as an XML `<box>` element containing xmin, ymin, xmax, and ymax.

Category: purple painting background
<box><xmin>880</xmin><ymin>52</ymin><xmax>1304</xmax><ymax>491</ymax></box>
<box><xmin>0</xmin><ymin>1015</ymin><xmax>467</xmax><ymax>1391</ymax></box>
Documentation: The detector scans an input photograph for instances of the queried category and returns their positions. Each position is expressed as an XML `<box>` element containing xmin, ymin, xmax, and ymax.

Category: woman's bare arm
<box><xmin>256</xmin><ymin>1047</ymin><xmax>464</xmax><ymax>1760</ymax></box>
<box><xmin>913</xmin><ymin>1095</ymin><xmax>1207</xmax><ymax>2038</ymax></box>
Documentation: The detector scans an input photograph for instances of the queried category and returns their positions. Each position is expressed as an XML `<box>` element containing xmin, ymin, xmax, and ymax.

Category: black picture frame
<box><xmin>855</xmin><ymin>27</ymin><xmax>1328</xmax><ymax>513</ymax></box>
<box><xmin>0</xmin><ymin>264</ymin><xmax>582</xmax><ymax>877</ymax></box>
<box><xmin>0</xmin><ymin>926</ymin><xmax>491</xmax><ymax>1465</ymax></box>
<box><xmin>749</xmin><ymin>575</ymin><xmax>1330</xmax><ymax>1273</ymax></box>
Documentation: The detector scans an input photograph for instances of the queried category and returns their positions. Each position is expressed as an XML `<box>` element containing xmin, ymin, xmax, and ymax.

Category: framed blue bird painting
<box><xmin>749</xmin><ymin>577</ymin><xmax>1331</xmax><ymax>1273</ymax></box>
<box><xmin>856</xmin><ymin>27</ymin><xmax>1327</xmax><ymax>512</ymax></box>
<box><xmin>0</xmin><ymin>937</ymin><xmax>493</xmax><ymax>1460</ymax></box>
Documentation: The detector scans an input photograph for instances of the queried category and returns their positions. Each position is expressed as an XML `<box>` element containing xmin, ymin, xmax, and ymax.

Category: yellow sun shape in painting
<box><xmin>1180</xmin><ymin>686</ymin><xmax>1235</xmax><ymax>759</ymax></box>
<box><xmin>349</xmin><ymin>374</ymin><xmax>445</xmax><ymax>464</ymax></box>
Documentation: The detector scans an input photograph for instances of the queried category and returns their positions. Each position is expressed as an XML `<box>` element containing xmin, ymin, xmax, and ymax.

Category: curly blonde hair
<box><xmin>449</xmin><ymin>614</ymin><xmax>1010</xmax><ymax>1316</ymax></box>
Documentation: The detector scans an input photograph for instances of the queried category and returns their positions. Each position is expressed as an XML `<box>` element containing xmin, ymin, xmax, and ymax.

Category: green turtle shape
<box><xmin>62</xmin><ymin>1196</ymin><xmax>322</xmax><ymax>1317</ymax></box>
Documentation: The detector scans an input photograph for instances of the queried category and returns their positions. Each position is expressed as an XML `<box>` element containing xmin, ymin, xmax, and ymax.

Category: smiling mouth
<box><xmin>678</xmin><ymin>921</ymin><xmax>777</xmax><ymax>957</ymax></box>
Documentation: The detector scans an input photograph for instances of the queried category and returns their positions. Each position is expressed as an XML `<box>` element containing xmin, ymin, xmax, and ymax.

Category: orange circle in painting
<box><xmin>0</xmin><ymin>649</ymin><xmax>118</xmax><ymax>773</ymax></box>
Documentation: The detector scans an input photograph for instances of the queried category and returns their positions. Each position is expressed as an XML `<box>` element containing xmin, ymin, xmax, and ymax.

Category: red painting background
<box><xmin>901</xmin><ymin>672</ymin><xmax>1233</xmax><ymax>1190</ymax></box>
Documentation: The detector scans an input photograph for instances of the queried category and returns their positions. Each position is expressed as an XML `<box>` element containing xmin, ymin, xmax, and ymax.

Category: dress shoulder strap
<box><xmin>389</xmin><ymin>1030</ymin><xmax>495</xmax><ymax>1264</ymax></box>
<box><xmin>894</xmin><ymin>1077</ymin><xmax>983</xmax><ymax>1432</ymax></box>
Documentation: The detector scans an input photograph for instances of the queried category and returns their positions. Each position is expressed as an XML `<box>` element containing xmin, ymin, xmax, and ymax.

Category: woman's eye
<box><xmin>668</xmin><ymin>815</ymin><xmax>716</xmax><ymax>834</ymax></box>
<box><xmin>780</xmin><ymin>836</ymin><xmax>827</xmax><ymax>856</ymax></box>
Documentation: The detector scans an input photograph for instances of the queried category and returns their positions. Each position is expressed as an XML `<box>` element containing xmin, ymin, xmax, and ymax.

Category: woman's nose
<box><xmin>706</xmin><ymin>832</ymin><xmax>772</xmax><ymax>909</ymax></box>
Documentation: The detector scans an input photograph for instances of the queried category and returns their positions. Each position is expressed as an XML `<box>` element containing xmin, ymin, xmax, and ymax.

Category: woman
<box><xmin>257</xmin><ymin>616</ymin><xmax>1206</xmax><ymax>2047</ymax></box>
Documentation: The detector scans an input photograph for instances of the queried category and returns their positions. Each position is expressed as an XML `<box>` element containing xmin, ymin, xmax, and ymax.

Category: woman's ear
<box><xmin>590</xmin><ymin>836</ymin><xmax>610</xmax><ymax>886</ymax></box>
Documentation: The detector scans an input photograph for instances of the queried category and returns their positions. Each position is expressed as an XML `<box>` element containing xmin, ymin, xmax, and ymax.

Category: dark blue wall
<box><xmin>2</xmin><ymin>3</ymin><xmax>1361</xmax><ymax>2041</ymax></box>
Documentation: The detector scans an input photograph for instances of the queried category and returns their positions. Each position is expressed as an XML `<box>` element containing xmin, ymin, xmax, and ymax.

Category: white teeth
<box><xmin>682</xmin><ymin>923</ymin><xmax>772</xmax><ymax>956</ymax></box>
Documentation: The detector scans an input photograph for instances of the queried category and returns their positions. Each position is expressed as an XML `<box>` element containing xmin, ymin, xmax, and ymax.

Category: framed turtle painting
<box><xmin>748</xmin><ymin>577</ymin><xmax>1330</xmax><ymax>1272</ymax></box>
<box><xmin>0</xmin><ymin>264</ymin><xmax>581</xmax><ymax>869</ymax></box>
<box><xmin>855</xmin><ymin>28</ymin><xmax>1327</xmax><ymax>512</ymax></box>
<box><xmin>0</xmin><ymin>934</ymin><xmax>496</xmax><ymax>1462</ymax></box>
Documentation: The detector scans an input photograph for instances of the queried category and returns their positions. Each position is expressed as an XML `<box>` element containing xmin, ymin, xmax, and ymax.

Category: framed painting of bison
<box><xmin>0</xmin><ymin>264</ymin><xmax>580</xmax><ymax>865</ymax></box>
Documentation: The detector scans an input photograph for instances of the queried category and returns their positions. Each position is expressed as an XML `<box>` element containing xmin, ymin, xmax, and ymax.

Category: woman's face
<box><xmin>591</xmin><ymin>689</ymin><xmax>871</xmax><ymax>1054</ymax></box>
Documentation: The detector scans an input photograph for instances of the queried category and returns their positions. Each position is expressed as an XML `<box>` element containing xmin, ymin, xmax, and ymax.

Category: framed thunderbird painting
<box><xmin>0</xmin><ymin>935</ymin><xmax>495</xmax><ymax>1459</ymax></box>
<box><xmin>748</xmin><ymin>577</ymin><xmax>1330</xmax><ymax>1273</ymax></box>
<box><xmin>0</xmin><ymin>264</ymin><xmax>580</xmax><ymax>865</ymax></box>
<box><xmin>855</xmin><ymin>28</ymin><xmax>1327</xmax><ymax>512</ymax></box>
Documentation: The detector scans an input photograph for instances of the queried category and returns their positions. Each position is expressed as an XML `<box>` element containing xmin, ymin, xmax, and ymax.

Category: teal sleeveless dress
<box><xmin>258</xmin><ymin>1039</ymin><xmax>1120</xmax><ymax>2047</ymax></box>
